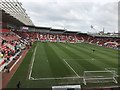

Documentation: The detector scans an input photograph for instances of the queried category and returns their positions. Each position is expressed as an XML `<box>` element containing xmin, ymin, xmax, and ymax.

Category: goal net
<box><xmin>83</xmin><ymin>70</ymin><xmax>118</xmax><ymax>85</ymax></box>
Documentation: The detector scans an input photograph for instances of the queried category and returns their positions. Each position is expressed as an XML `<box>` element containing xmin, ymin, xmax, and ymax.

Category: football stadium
<box><xmin>0</xmin><ymin>0</ymin><xmax>120</xmax><ymax>90</ymax></box>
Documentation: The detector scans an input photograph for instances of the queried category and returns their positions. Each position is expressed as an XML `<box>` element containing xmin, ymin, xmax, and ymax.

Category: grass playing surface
<box><xmin>7</xmin><ymin>42</ymin><xmax>119</xmax><ymax>88</ymax></box>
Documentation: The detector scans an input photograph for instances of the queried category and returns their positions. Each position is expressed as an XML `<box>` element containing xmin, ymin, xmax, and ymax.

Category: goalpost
<box><xmin>83</xmin><ymin>70</ymin><xmax>118</xmax><ymax>85</ymax></box>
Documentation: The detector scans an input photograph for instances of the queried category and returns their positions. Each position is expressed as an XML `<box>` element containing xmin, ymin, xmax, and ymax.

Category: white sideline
<box><xmin>63</xmin><ymin>59</ymin><xmax>81</xmax><ymax>78</ymax></box>
<box><xmin>9</xmin><ymin>55</ymin><xmax>22</xmax><ymax>71</ymax></box>
<box><xmin>28</xmin><ymin>45</ymin><xmax>37</xmax><ymax>79</ymax></box>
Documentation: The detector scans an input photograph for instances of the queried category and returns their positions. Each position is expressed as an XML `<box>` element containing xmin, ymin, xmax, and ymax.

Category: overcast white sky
<box><xmin>18</xmin><ymin>0</ymin><xmax>118</xmax><ymax>33</ymax></box>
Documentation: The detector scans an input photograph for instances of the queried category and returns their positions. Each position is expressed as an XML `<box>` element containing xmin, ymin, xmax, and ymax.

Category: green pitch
<box><xmin>7</xmin><ymin>42</ymin><xmax>119</xmax><ymax>88</ymax></box>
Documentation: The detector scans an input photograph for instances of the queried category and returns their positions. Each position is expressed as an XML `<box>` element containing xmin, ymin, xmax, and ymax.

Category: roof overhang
<box><xmin>1</xmin><ymin>9</ymin><xmax>24</xmax><ymax>27</ymax></box>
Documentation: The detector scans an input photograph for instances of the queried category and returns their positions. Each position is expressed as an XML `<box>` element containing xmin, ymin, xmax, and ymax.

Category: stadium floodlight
<box><xmin>90</xmin><ymin>25</ymin><xmax>99</xmax><ymax>35</ymax></box>
<box><xmin>83</xmin><ymin>70</ymin><xmax>118</xmax><ymax>85</ymax></box>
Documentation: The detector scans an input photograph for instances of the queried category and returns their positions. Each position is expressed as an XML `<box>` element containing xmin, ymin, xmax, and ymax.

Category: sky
<box><xmin>18</xmin><ymin>0</ymin><xmax>118</xmax><ymax>33</ymax></box>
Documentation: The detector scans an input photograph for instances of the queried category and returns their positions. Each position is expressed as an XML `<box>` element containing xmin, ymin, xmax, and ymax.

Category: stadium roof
<box><xmin>50</xmin><ymin>28</ymin><xmax>65</xmax><ymax>32</ymax></box>
<box><xmin>49</xmin><ymin>28</ymin><xmax>65</xmax><ymax>34</ymax></box>
<box><xmin>24</xmin><ymin>25</ymin><xmax>51</xmax><ymax>30</ymax></box>
<box><xmin>77</xmin><ymin>32</ymin><xmax>88</xmax><ymax>35</ymax></box>
<box><xmin>64</xmin><ymin>31</ymin><xmax>78</xmax><ymax>34</ymax></box>
<box><xmin>2</xmin><ymin>9</ymin><xmax>24</xmax><ymax>27</ymax></box>
<box><xmin>0</xmin><ymin>0</ymin><xmax>33</xmax><ymax>26</ymax></box>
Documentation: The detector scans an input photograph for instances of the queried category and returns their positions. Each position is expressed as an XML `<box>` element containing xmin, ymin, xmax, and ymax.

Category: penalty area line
<box><xmin>29</xmin><ymin>76</ymin><xmax>83</xmax><ymax>80</ymax></box>
<box><xmin>63</xmin><ymin>59</ymin><xmax>81</xmax><ymax>78</ymax></box>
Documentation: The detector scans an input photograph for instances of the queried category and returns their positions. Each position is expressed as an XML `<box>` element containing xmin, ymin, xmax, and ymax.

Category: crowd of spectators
<box><xmin>13</xmin><ymin>31</ymin><xmax>120</xmax><ymax>50</ymax></box>
<box><xmin>0</xmin><ymin>29</ymin><xmax>32</xmax><ymax>72</ymax></box>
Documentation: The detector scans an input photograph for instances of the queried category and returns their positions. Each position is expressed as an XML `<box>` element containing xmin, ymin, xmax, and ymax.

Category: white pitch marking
<box><xmin>63</xmin><ymin>59</ymin><xmax>81</xmax><ymax>78</ymax></box>
<box><xmin>30</xmin><ymin>76</ymin><xmax>82</xmax><ymax>80</ymax></box>
<box><xmin>30</xmin><ymin>77</ymin><xmax>35</xmax><ymax>80</ymax></box>
<box><xmin>91</xmin><ymin>58</ymin><xmax>95</xmax><ymax>61</ymax></box>
<box><xmin>28</xmin><ymin>45</ymin><xmax>37</xmax><ymax>79</ymax></box>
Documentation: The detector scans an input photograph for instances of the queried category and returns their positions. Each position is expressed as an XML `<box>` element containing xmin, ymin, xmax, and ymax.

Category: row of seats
<box><xmin>14</xmin><ymin>31</ymin><xmax>120</xmax><ymax>49</ymax></box>
<box><xmin>0</xmin><ymin>29</ymin><xmax>28</xmax><ymax>72</ymax></box>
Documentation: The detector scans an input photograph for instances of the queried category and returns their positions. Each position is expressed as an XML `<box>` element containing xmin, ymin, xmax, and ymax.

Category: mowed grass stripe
<box><xmin>44</xmin><ymin>42</ymin><xmax>73</xmax><ymax>77</ymax></box>
<box><xmin>31</xmin><ymin>42</ymin><xmax>53</xmax><ymax>78</ymax></box>
<box><xmin>67</xmin><ymin>43</ymin><xmax>118</xmax><ymax>67</ymax></box>
<box><xmin>83</xmin><ymin>43</ymin><xmax>118</xmax><ymax>53</ymax></box>
<box><xmin>64</xmin><ymin>43</ymin><xmax>112</xmax><ymax>68</ymax></box>
<box><xmin>59</xmin><ymin>43</ymin><xmax>112</xmax><ymax>69</ymax></box>
<box><xmin>77</xmin><ymin>43</ymin><xmax>118</xmax><ymax>57</ymax></box>
<box><xmin>75</xmin><ymin>43</ymin><xmax>118</xmax><ymax>59</ymax></box>
<box><xmin>51</xmin><ymin>42</ymin><xmax>84</xmax><ymax>76</ymax></box>
<box><xmin>56</xmin><ymin>43</ymin><xmax>103</xmax><ymax>71</ymax></box>
<box><xmin>52</xmin><ymin>43</ymin><xmax>86</xmax><ymax>76</ymax></box>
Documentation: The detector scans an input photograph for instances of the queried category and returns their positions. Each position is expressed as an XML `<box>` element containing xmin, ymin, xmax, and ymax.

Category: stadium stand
<box><xmin>12</xmin><ymin>30</ymin><xmax>120</xmax><ymax>50</ymax></box>
<box><xmin>0</xmin><ymin>29</ymin><xmax>33</xmax><ymax>72</ymax></box>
